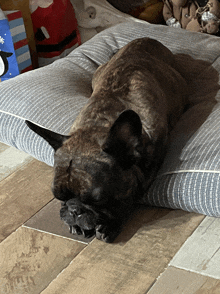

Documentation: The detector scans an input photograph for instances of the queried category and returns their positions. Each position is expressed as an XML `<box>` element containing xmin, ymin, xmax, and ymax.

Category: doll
<box><xmin>163</xmin><ymin>0</ymin><xmax>220</xmax><ymax>34</ymax></box>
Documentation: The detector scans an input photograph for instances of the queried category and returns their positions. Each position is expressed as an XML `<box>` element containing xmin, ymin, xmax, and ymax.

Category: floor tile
<box><xmin>24</xmin><ymin>198</ymin><xmax>94</xmax><ymax>244</ymax></box>
<box><xmin>41</xmin><ymin>208</ymin><xmax>204</xmax><ymax>294</ymax></box>
<box><xmin>169</xmin><ymin>216</ymin><xmax>220</xmax><ymax>279</ymax></box>
<box><xmin>0</xmin><ymin>159</ymin><xmax>53</xmax><ymax>242</ymax></box>
<box><xmin>147</xmin><ymin>266</ymin><xmax>220</xmax><ymax>294</ymax></box>
<box><xmin>0</xmin><ymin>226</ymin><xmax>86</xmax><ymax>294</ymax></box>
<box><xmin>0</xmin><ymin>144</ymin><xmax>33</xmax><ymax>181</ymax></box>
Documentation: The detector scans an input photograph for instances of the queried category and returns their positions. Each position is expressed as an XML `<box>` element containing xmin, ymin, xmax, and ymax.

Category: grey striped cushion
<box><xmin>146</xmin><ymin>102</ymin><xmax>220</xmax><ymax>216</ymax></box>
<box><xmin>1</xmin><ymin>21</ymin><xmax>220</xmax><ymax>216</ymax></box>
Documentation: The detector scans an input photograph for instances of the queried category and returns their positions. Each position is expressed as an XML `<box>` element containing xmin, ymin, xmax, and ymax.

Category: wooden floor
<box><xmin>1</xmin><ymin>142</ymin><xmax>220</xmax><ymax>293</ymax></box>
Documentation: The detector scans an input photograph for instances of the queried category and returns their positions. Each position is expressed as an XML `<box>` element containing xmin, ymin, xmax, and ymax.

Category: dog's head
<box><xmin>26</xmin><ymin>110</ymin><xmax>146</xmax><ymax>242</ymax></box>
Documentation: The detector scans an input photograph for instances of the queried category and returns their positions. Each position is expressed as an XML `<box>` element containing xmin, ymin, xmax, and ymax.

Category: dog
<box><xmin>26</xmin><ymin>37</ymin><xmax>188</xmax><ymax>243</ymax></box>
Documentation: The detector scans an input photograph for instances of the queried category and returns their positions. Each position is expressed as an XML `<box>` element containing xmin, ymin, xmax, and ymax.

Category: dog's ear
<box><xmin>103</xmin><ymin>110</ymin><xmax>142</xmax><ymax>166</ymax></box>
<box><xmin>25</xmin><ymin>120</ymin><xmax>70</xmax><ymax>151</ymax></box>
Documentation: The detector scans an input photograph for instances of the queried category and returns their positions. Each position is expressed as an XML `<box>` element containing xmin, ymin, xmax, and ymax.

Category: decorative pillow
<box><xmin>0</xmin><ymin>8</ymin><xmax>34</xmax><ymax>82</ymax></box>
<box><xmin>0</xmin><ymin>0</ymin><xmax>38</xmax><ymax>69</ymax></box>
<box><xmin>30</xmin><ymin>0</ymin><xmax>81</xmax><ymax>67</ymax></box>
<box><xmin>0</xmin><ymin>9</ymin><xmax>20</xmax><ymax>81</ymax></box>
<box><xmin>1</xmin><ymin>21</ymin><xmax>220</xmax><ymax>216</ymax></box>
<box><xmin>4</xmin><ymin>10</ymin><xmax>33</xmax><ymax>73</ymax></box>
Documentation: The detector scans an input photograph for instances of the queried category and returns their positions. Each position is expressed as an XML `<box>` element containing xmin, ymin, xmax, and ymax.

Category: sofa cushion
<box><xmin>1</xmin><ymin>21</ymin><xmax>220</xmax><ymax>216</ymax></box>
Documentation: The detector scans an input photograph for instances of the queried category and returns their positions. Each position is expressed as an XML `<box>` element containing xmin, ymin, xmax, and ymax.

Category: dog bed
<box><xmin>1</xmin><ymin>21</ymin><xmax>220</xmax><ymax>217</ymax></box>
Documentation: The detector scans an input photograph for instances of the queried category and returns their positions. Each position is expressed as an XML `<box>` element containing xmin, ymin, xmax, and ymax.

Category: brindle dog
<box><xmin>26</xmin><ymin>37</ymin><xmax>188</xmax><ymax>242</ymax></box>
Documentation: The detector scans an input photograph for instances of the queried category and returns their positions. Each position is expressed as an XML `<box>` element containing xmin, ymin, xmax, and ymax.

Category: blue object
<box><xmin>0</xmin><ymin>18</ymin><xmax>19</xmax><ymax>81</ymax></box>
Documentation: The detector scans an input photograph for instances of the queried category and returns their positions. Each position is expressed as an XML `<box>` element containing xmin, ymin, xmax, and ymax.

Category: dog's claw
<box><xmin>69</xmin><ymin>226</ymin><xmax>76</xmax><ymax>234</ymax></box>
<box><xmin>69</xmin><ymin>225</ymin><xmax>82</xmax><ymax>235</ymax></box>
<box><xmin>95</xmin><ymin>224</ymin><xmax>105</xmax><ymax>240</ymax></box>
<box><xmin>69</xmin><ymin>225</ymin><xmax>95</xmax><ymax>238</ymax></box>
<box><xmin>95</xmin><ymin>224</ymin><xmax>114</xmax><ymax>243</ymax></box>
<box><xmin>95</xmin><ymin>223</ymin><xmax>122</xmax><ymax>243</ymax></box>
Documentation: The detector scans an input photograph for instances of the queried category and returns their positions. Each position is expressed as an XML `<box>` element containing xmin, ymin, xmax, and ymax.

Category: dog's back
<box><xmin>69</xmin><ymin>37</ymin><xmax>188</xmax><ymax>191</ymax></box>
<box><xmin>76</xmin><ymin>37</ymin><xmax>187</xmax><ymax>144</ymax></box>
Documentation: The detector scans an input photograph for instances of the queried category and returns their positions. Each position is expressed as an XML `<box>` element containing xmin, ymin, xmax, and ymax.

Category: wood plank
<box><xmin>147</xmin><ymin>266</ymin><xmax>220</xmax><ymax>294</ymax></box>
<box><xmin>41</xmin><ymin>209</ymin><xmax>204</xmax><ymax>294</ymax></box>
<box><xmin>0</xmin><ymin>226</ymin><xmax>86</xmax><ymax>294</ymax></box>
<box><xmin>0</xmin><ymin>142</ymin><xmax>9</xmax><ymax>153</ymax></box>
<box><xmin>0</xmin><ymin>159</ymin><xmax>53</xmax><ymax>242</ymax></box>
<box><xmin>170</xmin><ymin>216</ymin><xmax>220</xmax><ymax>279</ymax></box>
<box><xmin>0</xmin><ymin>145</ymin><xmax>33</xmax><ymax>181</ymax></box>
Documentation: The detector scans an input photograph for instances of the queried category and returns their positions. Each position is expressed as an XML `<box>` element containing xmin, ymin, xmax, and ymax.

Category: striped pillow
<box><xmin>1</xmin><ymin>21</ymin><xmax>220</xmax><ymax>216</ymax></box>
<box><xmin>4</xmin><ymin>10</ymin><xmax>33</xmax><ymax>73</ymax></box>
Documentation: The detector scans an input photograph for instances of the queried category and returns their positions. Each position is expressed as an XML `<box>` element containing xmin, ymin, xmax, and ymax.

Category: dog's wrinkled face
<box><xmin>53</xmin><ymin>141</ymin><xmax>142</xmax><ymax>242</ymax></box>
<box><xmin>26</xmin><ymin>110</ymin><xmax>144</xmax><ymax>242</ymax></box>
<box><xmin>53</xmin><ymin>151</ymin><xmax>120</xmax><ymax>241</ymax></box>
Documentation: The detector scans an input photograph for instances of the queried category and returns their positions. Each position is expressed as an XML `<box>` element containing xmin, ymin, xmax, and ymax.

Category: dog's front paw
<box><xmin>95</xmin><ymin>224</ymin><xmax>121</xmax><ymax>243</ymax></box>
